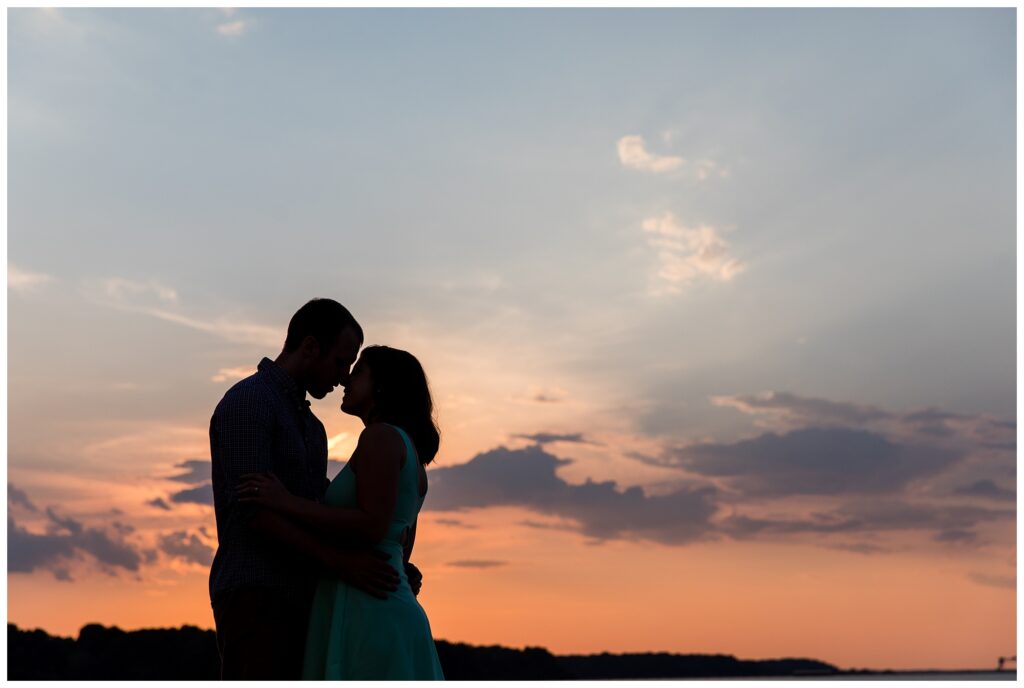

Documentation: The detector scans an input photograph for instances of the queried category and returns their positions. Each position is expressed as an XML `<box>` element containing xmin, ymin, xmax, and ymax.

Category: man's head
<box><xmin>279</xmin><ymin>298</ymin><xmax>363</xmax><ymax>399</ymax></box>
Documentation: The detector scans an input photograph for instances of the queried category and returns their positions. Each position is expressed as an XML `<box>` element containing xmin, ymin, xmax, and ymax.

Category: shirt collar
<box><xmin>258</xmin><ymin>357</ymin><xmax>310</xmax><ymax>409</ymax></box>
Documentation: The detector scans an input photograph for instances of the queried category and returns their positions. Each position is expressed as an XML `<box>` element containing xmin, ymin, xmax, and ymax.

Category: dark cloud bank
<box><xmin>425</xmin><ymin>392</ymin><xmax>1015</xmax><ymax>551</ymax></box>
<box><xmin>424</xmin><ymin>445</ymin><xmax>719</xmax><ymax>545</ymax></box>
<box><xmin>8</xmin><ymin>506</ymin><xmax>142</xmax><ymax>580</ymax></box>
<box><xmin>8</xmin><ymin>483</ymin><xmax>211</xmax><ymax>580</ymax></box>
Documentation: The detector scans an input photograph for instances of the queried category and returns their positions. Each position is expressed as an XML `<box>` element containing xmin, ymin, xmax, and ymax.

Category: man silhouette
<box><xmin>208</xmin><ymin>298</ymin><xmax>419</xmax><ymax>679</ymax></box>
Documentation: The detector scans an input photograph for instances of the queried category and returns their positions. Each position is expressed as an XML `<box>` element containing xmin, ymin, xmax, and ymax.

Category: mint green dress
<box><xmin>302</xmin><ymin>424</ymin><xmax>445</xmax><ymax>680</ymax></box>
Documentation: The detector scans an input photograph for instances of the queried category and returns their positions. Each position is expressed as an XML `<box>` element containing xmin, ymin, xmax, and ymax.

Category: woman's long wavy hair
<box><xmin>360</xmin><ymin>345</ymin><xmax>440</xmax><ymax>466</ymax></box>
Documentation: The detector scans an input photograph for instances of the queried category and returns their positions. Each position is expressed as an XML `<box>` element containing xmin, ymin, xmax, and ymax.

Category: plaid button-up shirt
<box><xmin>208</xmin><ymin>358</ymin><xmax>330</xmax><ymax>605</ymax></box>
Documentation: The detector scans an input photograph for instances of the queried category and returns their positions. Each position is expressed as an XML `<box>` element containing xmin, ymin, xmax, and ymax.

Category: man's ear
<box><xmin>300</xmin><ymin>335</ymin><xmax>321</xmax><ymax>359</ymax></box>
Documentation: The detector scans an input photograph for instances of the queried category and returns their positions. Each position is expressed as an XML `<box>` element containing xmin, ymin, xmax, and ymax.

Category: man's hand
<box><xmin>324</xmin><ymin>548</ymin><xmax>400</xmax><ymax>600</ymax></box>
<box><xmin>404</xmin><ymin>561</ymin><xmax>423</xmax><ymax>597</ymax></box>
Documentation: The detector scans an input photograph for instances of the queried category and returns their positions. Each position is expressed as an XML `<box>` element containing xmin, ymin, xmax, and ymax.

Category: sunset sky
<box><xmin>7</xmin><ymin>8</ymin><xmax>1016</xmax><ymax>671</ymax></box>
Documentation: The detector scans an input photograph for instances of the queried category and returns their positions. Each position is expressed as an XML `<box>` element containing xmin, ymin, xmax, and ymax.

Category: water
<box><xmin>688</xmin><ymin>672</ymin><xmax>1015</xmax><ymax>681</ymax></box>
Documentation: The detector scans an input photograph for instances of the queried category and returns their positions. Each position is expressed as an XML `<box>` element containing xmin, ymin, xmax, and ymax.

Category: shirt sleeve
<box><xmin>210</xmin><ymin>386</ymin><xmax>275</xmax><ymax>523</ymax></box>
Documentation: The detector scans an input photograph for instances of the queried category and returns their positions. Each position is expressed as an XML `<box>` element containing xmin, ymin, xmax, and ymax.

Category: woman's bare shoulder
<box><xmin>356</xmin><ymin>423</ymin><xmax>406</xmax><ymax>465</ymax></box>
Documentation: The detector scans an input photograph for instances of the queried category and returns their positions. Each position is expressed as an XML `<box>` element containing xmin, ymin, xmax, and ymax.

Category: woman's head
<box><xmin>340</xmin><ymin>345</ymin><xmax>440</xmax><ymax>465</ymax></box>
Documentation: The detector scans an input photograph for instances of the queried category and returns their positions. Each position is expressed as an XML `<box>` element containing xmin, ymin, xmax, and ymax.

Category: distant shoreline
<box><xmin>7</xmin><ymin>623</ymin><xmax>1015</xmax><ymax>680</ymax></box>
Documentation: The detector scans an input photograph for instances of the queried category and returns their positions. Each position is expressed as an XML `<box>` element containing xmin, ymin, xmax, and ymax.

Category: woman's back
<box><xmin>302</xmin><ymin>424</ymin><xmax>444</xmax><ymax>680</ymax></box>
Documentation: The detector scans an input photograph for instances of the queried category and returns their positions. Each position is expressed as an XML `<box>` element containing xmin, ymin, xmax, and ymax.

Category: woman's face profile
<box><xmin>340</xmin><ymin>358</ymin><xmax>374</xmax><ymax>418</ymax></box>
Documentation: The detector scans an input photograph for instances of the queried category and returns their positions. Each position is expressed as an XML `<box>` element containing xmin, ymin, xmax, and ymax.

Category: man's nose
<box><xmin>337</xmin><ymin>371</ymin><xmax>351</xmax><ymax>387</ymax></box>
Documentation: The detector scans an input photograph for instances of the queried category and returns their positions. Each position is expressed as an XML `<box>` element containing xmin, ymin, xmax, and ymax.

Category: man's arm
<box><xmin>211</xmin><ymin>388</ymin><xmax>276</xmax><ymax>526</ymax></box>
<box><xmin>247</xmin><ymin>508</ymin><xmax>400</xmax><ymax>599</ymax></box>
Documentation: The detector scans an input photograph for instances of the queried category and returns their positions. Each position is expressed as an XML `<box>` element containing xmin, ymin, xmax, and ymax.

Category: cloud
<box><xmin>8</xmin><ymin>516</ymin><xmax>76</xmax><ymax>575</ymax></box>
<box><xmin>447</xmin><ymin>560</ymin><xmax>508</xmax><ymax>569</ymax></box>
<box><xmin>9</xmin><ymin>484</ymin><xmax>38</xmax><ymax>512</ymax></box>
<box><xmin>216</xmin><ymin>18</ymin><xmax>254</xmax><ymax>37</ymax></box>
<box><xmin>102</xmin><ymin>277</ymin><xmax>178</xmax><ymax>304</ymax></box>
<box><xmin>968</xmin><ymin>571</ymin><xmax>1015</xmax><ymax>589</ymax></box>
<box><xmin>668</xmin><ymin>427</ymin><xmax>962</xmax><ymax>497</ymax></box>
<box><xmin>933</xmin><ymin>529</ymin><xmax>978</xmax><ymax>544</ymax></box>
<box><xmin>433</xmin><ymin>518</ymin><xmax>478</xmax><ymax>529</ymax></box>
<box><xmin>641</xmin><ymin>213</ymin><xmax>745</xmax><ymax>294</ymax></box>
<box><xmin>424</xmin><ymin>445</ymin><xmax>719</xmax><ymax>545</ymax></box>
<box><xmin>513</xmin><ymin>432</ymin><xmax>591</xmax><ymax>445</ymax></box>
<box><xmin>158</xmin><ymin>530</ymin><xmax>214</xmax><ymax>567</ymax></box>
<box><xmin>616</xmin><ymin>135</ymin><xmax>726</xmax><ymax>180</ymax></box>
<box><xmin>718</xmin><ymin>500</ymin><xmax>1013</xmax><ymax>541</ymax></box>
<box><xmin>711</xmin><ymin>392</ymin><xmax>889</xmax><ymax>428</ymax></box>
<box><xmin>617</xmin><ymin>135</ymin><xmax>683</xmax><ymax>173</ymax></box>
<box><xmin>424</xmin><ymin>425</ymin><xmax>1008</xmax><ymax>551</ymax></box>
<box><xmin>712</xmin><ymin>392</ymin><xmax>1016</xmax><ymax>452</ymax></box>
<box><xmin>952</xmin><ymin>479</ymin><xmax>1016</xmax><ymax>502</ymax></box>
<box><xmin>167</xmin><ymin>459</ymin><xmax>212</xmax><ymax>485</ymax></box>
<box><xmin>327</xmin><ymin>433</ymin><xmax>351</xmax><ymax>452</ymax></box>
<box><xmin>9</xmin><ymin>507</ymin><xmax>143</xmax><ymax>579</ymax></box>
<box><xmin>9</xmin><ymin>264</ymin><xmax>54</xmax><ymax>292</ymax></box>
<box><xmin>528</xmin><ymin>386</ymin><xmax>568</xmax><ymax>403</ymax></box>
<box><xmin>169</xmin><ymin>483</ymin><xmax>214</xmax><ymax>506</ymax></box>
<box><xmin>328</xmin><ymin>459</ymin><xmax>346</xmax><ymax>480</ymax></box>
<box><xmin>822</xmin><ymin>542</ymin><xmax>892</xmax><ymax>555</ymax></box>
<box><xmin>146</xmin><ymin>497</ymin><xmax>172</xmax><ymax>511</ymax></box>
<box><xmin>693</xmin><ymin>159</ymin><xmax>728</xmax><ymax>181</ymax></box>
<box><xmin>211</xmin><ymin>366</ymin><xmax>256</xmax><ymax>383</ymax></box>
<box><xmin>84</xmin><ymin>277</ymin><xmax>280</xmax><ymax>347</ymax></box>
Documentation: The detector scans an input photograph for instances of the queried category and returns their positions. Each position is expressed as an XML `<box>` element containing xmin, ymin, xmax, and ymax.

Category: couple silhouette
<box><xmin>208</xmin><ymin>298</ymin><xmax>444</xmax><ymax>680</ymax></box>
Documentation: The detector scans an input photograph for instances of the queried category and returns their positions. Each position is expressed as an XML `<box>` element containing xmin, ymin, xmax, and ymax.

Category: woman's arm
<box><xmin>239</xmin><ymin>423</ymin><xmax>405</xmax><ymax>546</ymax></box>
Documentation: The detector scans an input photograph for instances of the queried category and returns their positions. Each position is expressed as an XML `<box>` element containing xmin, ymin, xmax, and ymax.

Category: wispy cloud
<box><xmin>433</xmin><ymin>518</ymin><xmax>478</xmax><ymax>529</ymax></box>
<box><xmin>617</xmin><ymin>135</ymin><xmax>683</xmax><ymax>173</ymax></box>
<box><xmin>217</xmin><ymin>17</ymin><xmax>255</xmax><ymax>38</ymax></box>
<box><xmin>102</xmin><ymin>277</ymin><xmax>178</xmax><ymax>304</ymax></box>
<box><xmin>711</xmin><ymin>391</ymin><xmax>889</xmax><ymax>428</ymax></box>
<box><xmin>641</xmin><ymin>213</ymin><xmax>745</xmax><ymax>294</ymax></box>
<box><xmin>968</xmin><ymin>571</ymin><xmax>1015</xmax><ymax>589</ymax></box>
<box><xmin>718</xmin><ymin>500</ymin><xmax>1013</xmax><ymax>542</ymax></box>
<box><xmin>527</xmin><ymin>386</ymin><xmax>568</xmax><ymax>403</ymax></box>
<box><xmin>85</xmin><ymin>276</ymin><xmax>281</xmax><ymax>347</ymax></box>
<box><xmin>617</xmin><ymin>135</ymin><xmax>727</xmax><ymax>180</ymax></box>
<box><xmin>447</xmin><ymin>559</ymin><xmax>508</xmax><ymax>569</ymax></box>
<box><xmin>211</xmin><ymin>366</ymin><xmax>256</xmax><ymax>383</ymax></box>
<box><xmin>513</xmin><ymin>432</ymin><xmax>591</xmax><ymax>446</ymax></box>
<box><xmin>952</xmin><ymin>479</ymin><xmax>1016</xmax><ymax>502</ymax></box>
<box><xmin>823</xmin><ymin>542</ymin><xmax>892</xmax><ymax>555</ymax></box>
<box><xmin>710</xmin><ymin>391</ymin><xmax>1016</xmax><ymax>454</ymax></box>
<box><xmin>9</xmin><ymin>264</ymin><xmax>55</xmax><ymax>292</ymax></box>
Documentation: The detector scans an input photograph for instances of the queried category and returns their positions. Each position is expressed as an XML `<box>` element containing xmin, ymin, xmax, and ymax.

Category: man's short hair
<box><xmin>283</xmin><ymin>298</ymin><xmax>363</xmax><ymax>354</ymax></box>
